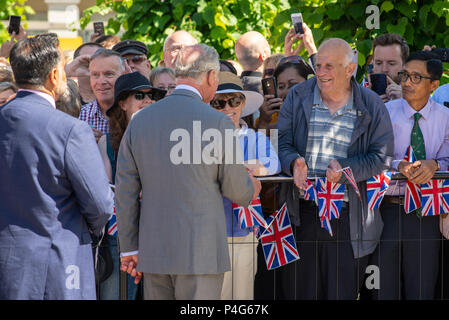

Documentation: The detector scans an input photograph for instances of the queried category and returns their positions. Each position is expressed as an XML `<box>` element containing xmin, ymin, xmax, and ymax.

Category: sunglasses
<box><xmin>133</xmin><ymin>90</ymin><xmax>166</xmax><ymax>101</ymax></box>
<box><xmin>210</xmin><ymin>96</ymin><xmax>244</xmax><ymax>109</ymax></box>
<box><xmin>123</xmin><ymin>55</ymin><xmax>147</xmax><ymax>64</ymax></box>
<box><xmin>278</xmin><ymin>55</ymin><xmax>314</xmax><ymax>74</ymax></box>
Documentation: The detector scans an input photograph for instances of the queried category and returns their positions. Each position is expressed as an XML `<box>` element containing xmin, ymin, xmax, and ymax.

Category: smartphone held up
<box><xmin>291</xmin><ymin>13</ymin><xmax>304</xmax><ymax>35</ymax></box>
<box><xmin>8</xmin><ymin>15</ymin><xmax>21</xmax><ymax>35</ymax></box>
<box><xmin>261</xmin><ymin>77</ymin><xmax>278</xmax><ymax>98</ymax></box>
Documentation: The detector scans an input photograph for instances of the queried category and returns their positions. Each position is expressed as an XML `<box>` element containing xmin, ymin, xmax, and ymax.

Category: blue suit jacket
<box><xmin>0</xmin><ymin>91</ymin><xmax>114</xmax><ymax>299</ymax></box>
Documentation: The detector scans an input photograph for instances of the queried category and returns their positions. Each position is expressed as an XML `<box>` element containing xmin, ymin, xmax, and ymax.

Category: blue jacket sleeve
<box><xmin>65</xmin><ymin>121</ymin><xmax>114</xmax><ymax>236</ymax></box>
<box><xmin>277</xmin><ymin>89</ymin><xmax>302</xmax><ymax>176</ymax></box>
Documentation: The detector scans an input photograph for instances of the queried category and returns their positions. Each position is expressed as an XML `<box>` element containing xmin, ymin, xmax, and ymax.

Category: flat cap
<box><xmin>112</xmin><ymin>40</ymin><xmax>148</xmax><ymax>56</ymax></box>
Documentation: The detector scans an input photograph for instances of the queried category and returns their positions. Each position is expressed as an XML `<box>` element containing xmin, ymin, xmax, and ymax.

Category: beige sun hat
<box><xmin>215</xmin><ymin>72</ymin><xmax>264</xmax><ymax>117</ymax></box>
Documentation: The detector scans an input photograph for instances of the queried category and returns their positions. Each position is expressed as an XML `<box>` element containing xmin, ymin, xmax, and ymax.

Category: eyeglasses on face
<box><xmin>133</xmin><ymin>90</ymin><xmax>166</xmax><ymax>101</ymax></box>
<box><xmin>156</xmin><ymin>85</ymin><xmax>177</xmax><ymax>92</ymax></box>
<box><xmin>398</xmin><ymin>71</ymin><xmax>433</xmax><ymax>84</ymax></box>
<box><xmin>210</xmin><ymin>96</ymin><xmax>244</xmax><ymax>110</ymax></box>
<box><xmin>123</xmin><ymin>55</ymin><xmax>147</xmax><ymax>64</ymax></box>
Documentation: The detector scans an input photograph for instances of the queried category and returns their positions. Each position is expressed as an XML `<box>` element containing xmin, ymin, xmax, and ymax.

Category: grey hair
<box><xmin>150</xmin><ymin>67</ymin><xmax>176</xmax><ymax>84</ymax></box>
<box><xmin>174</xmin><ymin>44</ymin><xmax>219</xmax><ymax>82</ymax></box>
<box><xmin>89</xmin><ymin>48</ymin><xmax>125</xmax><ymax>71</ymax></box>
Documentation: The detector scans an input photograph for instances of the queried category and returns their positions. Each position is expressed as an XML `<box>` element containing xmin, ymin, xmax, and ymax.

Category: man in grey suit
<box><xmin>115</xmin><ymin>43</ymin><xmax>261</xmax><ymax>300</ymax></box>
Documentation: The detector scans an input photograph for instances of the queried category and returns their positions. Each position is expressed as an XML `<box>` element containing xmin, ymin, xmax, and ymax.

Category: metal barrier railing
<box><xmin>114</xmin><ymin>171</ymin><xmax>449</xmax><ymax>300</ymax></box>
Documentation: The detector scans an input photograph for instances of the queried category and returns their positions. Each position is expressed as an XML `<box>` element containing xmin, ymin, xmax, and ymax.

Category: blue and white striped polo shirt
<box><xmin>305</xmin><ymin>84</ymin><xmax>356</xmax><ymax>177</ymax></box>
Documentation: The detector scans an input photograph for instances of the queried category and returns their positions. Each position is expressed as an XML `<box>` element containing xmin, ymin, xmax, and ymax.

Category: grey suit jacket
<box><xmin>115</xmin><ymin>89</ymin><xmax>254</xmax><ymax>275</ymax></box>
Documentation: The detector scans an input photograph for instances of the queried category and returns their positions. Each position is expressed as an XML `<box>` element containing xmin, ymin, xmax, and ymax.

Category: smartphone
<box><xmin>261</xmin><ymin>77</ymin><xmax>278</xmax><ymax>98</ymax></box>
<box><xmin>370</xmin><ymin>73</ymin><xmax>387</xmax><ymax>95</ymax></box>
<box><xmin>8</xmin><ymin>15</ymin><xmax>21</xmax><ymax>35</ymax></box>
<box><xmin>93</xmin><ymin>22</ymin><xmax>105</xmax><ymax>36</ymax></box>
<box><xmin>291</xmin><ymin>13</ymin><xmax>304</xmax><ymax>35</ymax></box>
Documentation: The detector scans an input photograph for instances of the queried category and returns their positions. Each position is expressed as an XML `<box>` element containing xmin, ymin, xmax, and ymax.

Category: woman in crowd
<box><xmin>210</xmin><ymin>71</ymin><xmax>280</xmax><ymax>300</ymax></box>
<box><xmin>256</xmin><ymin>55</ymin><xmax>315</xmax><ymax>133</ymax></box>
<box><xmin>97</xmin><ymin>72</ymin><xmax>166</xmax><ymax>300</ymax></box>
<box><xmin>150</xmin><ymin>67</ymin><xmax>177</xmax><ymax>96</ymax></box>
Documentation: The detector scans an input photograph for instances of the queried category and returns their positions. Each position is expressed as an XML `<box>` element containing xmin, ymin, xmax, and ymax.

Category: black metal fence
<box><xmin>110</xmin><ymin>172</ymin><xmax>449</xmax><ymax>300</ymax></box>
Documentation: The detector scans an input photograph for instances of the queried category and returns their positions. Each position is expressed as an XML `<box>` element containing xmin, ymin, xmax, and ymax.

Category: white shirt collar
<box><xmin>18</xmin><ymin>89</ymin><xmax>56</xmax><ymax>109</ymax></box>
<box><xmin>175</xmin><ymin>84</ymin><xmax>203</xmax><ymax>100</ymax></box>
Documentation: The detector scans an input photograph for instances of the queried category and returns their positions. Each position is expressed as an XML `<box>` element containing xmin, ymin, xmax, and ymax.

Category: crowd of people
<box><xmin>0</xmin><ymin>18</ymin><xmax>449</xmax><ymax>301</ymax></box>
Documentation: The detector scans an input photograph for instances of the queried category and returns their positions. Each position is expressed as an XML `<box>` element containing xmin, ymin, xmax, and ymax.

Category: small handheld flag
<box><xmin>259</xmin><ymin>203</ymin><xmax>300</xmax><ymax>270</ymax></box>
<box><xmin>232</xmin><ymin>196</ymin><xmax>268</xmax><ymax>229</ymax></box>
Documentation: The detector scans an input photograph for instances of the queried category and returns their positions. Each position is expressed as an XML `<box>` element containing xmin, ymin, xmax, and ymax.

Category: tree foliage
<box><xmin>0</xmin><ymin>0</ymin><xmax>34</xmax><ymax>43</ymax></box>
<box><xmin>81</xmin><ymin>0</ymin><xmax>449</xmax><ymax>83</ymax></box>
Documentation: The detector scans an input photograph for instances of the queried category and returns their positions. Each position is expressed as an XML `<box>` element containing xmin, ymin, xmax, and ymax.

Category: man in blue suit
<box><xmin>0</xmin><ymin>34</ymin><xmax>114</xmax><ymax>299</ymax></box>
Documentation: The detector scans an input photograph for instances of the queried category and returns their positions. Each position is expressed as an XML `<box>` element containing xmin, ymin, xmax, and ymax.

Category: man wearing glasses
<box><xmin>277</xmin><ymin>38</ymin><xmax>394</xmax><ymax>299</ymax></box>
<box><xmin>113</xmin><ymin>40</ymin><xmax>152</xmax><ymax>79</ymax></box>
<box><xmin>370</xmin><ymin>51</ymin><xmax>449</xmax><ymax>300</ymax></box>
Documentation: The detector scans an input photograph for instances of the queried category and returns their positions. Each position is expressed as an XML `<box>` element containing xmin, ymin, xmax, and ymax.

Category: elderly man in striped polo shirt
<box><xmin>277</xmin><ymin>38</ymin><xmax>395</xmax><ymax>300</ymax></box>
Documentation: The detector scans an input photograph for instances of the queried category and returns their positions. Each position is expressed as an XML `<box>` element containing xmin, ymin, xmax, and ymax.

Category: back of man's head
<box><xmin>235</xmin><ymin>31</ymin><xmax>271</xmax><ymax>72</ymax></box>
<box><xmin>373</xmin><ymin>33</ymin><xmax>409</xmax><ymax>64</ymax></box>
<box><xmin>10</xmin><ymin>33</ymin><xmax>61</xmax><ymax>87</ymax></box>
<box><xmin>175</xmin><ymin>44</ymin><xmax>219</xmax><ymax>82</ymax></box>
<box><xmin>406</xmin><ymin>50</ymin><xmax>443</xmax><ymax>80</ymax></box>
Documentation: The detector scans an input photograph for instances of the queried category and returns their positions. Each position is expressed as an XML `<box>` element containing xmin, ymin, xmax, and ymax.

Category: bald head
<box><xmin>318</xmin><ymin>38</ymin><xmax>354</xmax><ymax>66</ymax></box>
<box><xmin>163</xmin><ymin>30</ymin><xmax>198</xmax><ymax>69</ymax></box>
<box><xmin>235</xmin><ymin>31</ymin><xmax>271</xmax><ymax>72</ymax></box>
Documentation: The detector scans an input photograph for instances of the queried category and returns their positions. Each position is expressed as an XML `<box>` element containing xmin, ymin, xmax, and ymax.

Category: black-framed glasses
<box><xmin>123</xmin><ymin>55</ymin><xmax>147</xmax><ymax>64</ymax></box>
<box><xmin>133</xmin><ymin>90</ymin><xmax>166</xmax><ymax>101</ymax></box>
<box><xmin>398</xmin><ymin>71</ymin><xmax>434</xmax><ymax>84</ymax></box>
<box><xmin>210</xmin><ymin>96</ymin><xmax>244</xmax><ymax>110</ymax></box>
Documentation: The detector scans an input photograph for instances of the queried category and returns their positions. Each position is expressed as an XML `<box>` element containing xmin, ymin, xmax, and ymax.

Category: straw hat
<box><xmin>215</xmin><ymin>72</ymin><xmax>263</xmax><ymax>117</ymax></box>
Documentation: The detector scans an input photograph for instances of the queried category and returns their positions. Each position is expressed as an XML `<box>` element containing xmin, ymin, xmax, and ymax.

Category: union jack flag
<box><xmin>342</xmin><ymin>167</ymin><xmax>361</xmax><ymax>200</ymax></box>
<box><xmin>304</xmin><ymin>178</ymin><xmax>318</xmax><ymax>205</ymax></box>
<box><xmin>403</xmin><ymin>146</ymin><xmax>421</xmax><ymax>214</ymax></box>
<box><xmin>366</xmin><ymin>171</ymin><xmax>393</xmax><ymax>210</ymax></box>
<box><xmin>259</xmin><ymin>203</ymin><xmax>300</xmax><ymax>270</ymax></box>
<box><xmin>420</xmin><ymin>179</ymin><xmax>449</xmax><ymax>216</ymax></box>
<box><xmin>316</xmin><ymin>178</ymin><xmax>345</xmax><ymax>236</ymax></box>
<box><xmin>108</xmin><ymin>206</ymin><xmax>118</xmax><ymax>236</ymax></box>
<box><xmin>232</xmin><ymin>196</ymin><xmax>268</xmax><ymax>229</ymax></box>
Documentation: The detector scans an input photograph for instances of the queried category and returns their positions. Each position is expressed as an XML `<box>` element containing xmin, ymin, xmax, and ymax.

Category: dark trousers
<box><xmin>279</xmin><ymin>200</ymin><xmax>368</xmax><ymax>300</ymax></box>
<box><xmin>370</xmin><ymin>201</ymin><xmax>440</xmax><ymax>300</ymax></box>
